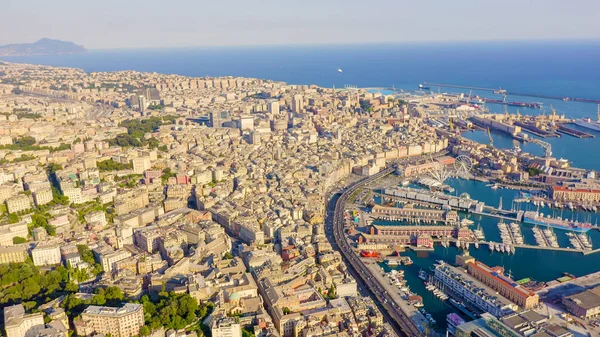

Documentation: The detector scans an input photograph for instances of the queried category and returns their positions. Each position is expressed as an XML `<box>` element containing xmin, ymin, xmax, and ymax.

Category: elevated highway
<box><xmin>325</xmin><ymin>166</ymin><xmax>424</xmax><ymax>337</ymax></box>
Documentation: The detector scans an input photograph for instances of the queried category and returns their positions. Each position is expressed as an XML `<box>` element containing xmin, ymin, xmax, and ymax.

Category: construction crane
<box><xmin>487</xmin><ymin>127</ymin><xmax>494</xmax><ymax>147</ymax></box>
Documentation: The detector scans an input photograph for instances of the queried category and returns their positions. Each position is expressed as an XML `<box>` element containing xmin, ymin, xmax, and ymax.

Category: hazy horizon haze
<box><xmin>3</xmin><ymin>0</ymin><xmax>600</xmax><ymax>49</ymax></box>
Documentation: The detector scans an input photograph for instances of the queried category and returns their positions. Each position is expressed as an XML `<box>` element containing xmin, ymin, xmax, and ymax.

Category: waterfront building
<box><xmin>550</xmin><ymin>185</ymin><xmax>600</xmax><ymax>202</ymax></box>
<box><xmin>434</xmin><ymin>262</ymin><xmax>517</xmax><ymax>318</ymax></box>
<box><xmin>562</xmin><ymin>286</ymin><xmax>600</xmax><ymax>319</ymax></box>
<box><xmin>75</xmin><ymin>303</ymin><xmax>144</xmax><ymax>337</ymax></box>
<box><xmin>369</xmin><ymin>223</ymin><xmax>455</xmax><ymax>237</ymax></box>
<box><xmin>211</xmin><ymin>316</ymin><xmax>241</xmax><ymax>337</ymax></box>
<box><xmin>466</xmin><ymin>261</ymin><xmax>539</xmax><ymax>310</ymax></box>
<box><xmin>3</xmin><ymin>304</ymin><xmax>45</xmax><ymax>337</ymax></box>
<box><xmin>454</xmin><ymin>312</ymin><xmax>570</xmax><ymax>337</ymax></box>
<box><xmin>370</xmin><ymin>205</ymin><xmax>458</xmax><ymax>224</ymax></box>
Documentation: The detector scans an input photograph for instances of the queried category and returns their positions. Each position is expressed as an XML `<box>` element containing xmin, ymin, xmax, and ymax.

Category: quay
<box><xmin>422</xmin><ymin>82</ymin><xmax>600</xmax><ymax>104</ymax></box>
<box><xmin>556</xmin><ymin>123</ymin><xmax>595</xmax><ymax>138</ymax></box>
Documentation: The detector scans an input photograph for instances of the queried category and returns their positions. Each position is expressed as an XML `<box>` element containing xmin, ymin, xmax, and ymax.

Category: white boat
<box><xmin>594</xmin><ymin>206</ymin><xmax>598</xmax><ymax>212</ymax></box>
<box><xmin>337</xmin><ymin>68</ymin><xmax>343</xmax><ymax>73</ymax></box>
<box><xmin>491</xmin><ymin>184</ymin><xmax>499</xmax><ymax>190</ymax></box>
<box><xmin>489</xmin><ymin>243</ymin><xmax>494</xmax><ymax>252</ymax></box>
<box><xmin>540</xmin><ymin>201</ymin><xmax>545</xmax><ymax>208</ymax></box>
<box><xmin>474</xmin><ymin>242</ymin><xmax>479</xmax><ymax>249</ymax></box>
<box><xmin>568</xmin><ymin>202</ymin><xmax>574</xmax><ymax>210</ymax></box>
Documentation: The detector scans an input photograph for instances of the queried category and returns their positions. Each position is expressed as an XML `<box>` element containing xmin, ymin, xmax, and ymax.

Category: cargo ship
<box><xmin>360</xmin><ymin>250</ymin><xmax>381</xmax><ymax>258</ymax></box>
<box><xmin>523</xmin><ymin>211</ymin><xmax>593</xmax><ymax>232</ymax></box>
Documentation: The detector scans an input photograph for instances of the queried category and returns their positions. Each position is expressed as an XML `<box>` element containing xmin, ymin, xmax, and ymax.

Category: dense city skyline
<box><xmin>3</xmin><ymin>0</ymin><xmax>600</xmax><ymax>49</ymax></box>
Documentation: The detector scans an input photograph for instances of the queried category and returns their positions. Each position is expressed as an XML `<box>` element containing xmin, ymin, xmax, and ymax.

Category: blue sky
<box><xmin>3</xmin><ymin>0</ymin><xmax>599</xmax><ymax>49</ymax></box>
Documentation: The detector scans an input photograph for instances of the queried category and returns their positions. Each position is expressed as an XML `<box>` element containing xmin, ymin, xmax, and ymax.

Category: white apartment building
<box><xmin>3</xmin><ymin>304</ymin><xmax>44</xmax><ymax>337</ymax></box>
<box><xmin>31</xmin><ymin>244</ymin><xmax>61</xmax><ymax>266</ymax></box>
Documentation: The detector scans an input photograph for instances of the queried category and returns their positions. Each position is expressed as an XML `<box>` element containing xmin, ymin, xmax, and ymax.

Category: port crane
<box><xmin>528</xmin><ymin>138</ymin><xmax>552</xmax><ymax>158</ymax></box>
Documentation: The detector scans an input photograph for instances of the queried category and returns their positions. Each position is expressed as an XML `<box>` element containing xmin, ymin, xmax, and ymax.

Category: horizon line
<box><xmin>70</xmin><ymin>37</ymin><xmax>600</xmax><ymax>52</ymax></box>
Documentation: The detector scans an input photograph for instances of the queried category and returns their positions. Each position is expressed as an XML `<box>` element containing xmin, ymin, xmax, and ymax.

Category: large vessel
<box><xmin>523</xmin><ymin>211</ymin><xmax>593</xmax><ymax>232</ymax></box>
<box><xmin>572</xmin><ymin>105</ymin><xmax>600</xmax><ymax>132</ymax></box>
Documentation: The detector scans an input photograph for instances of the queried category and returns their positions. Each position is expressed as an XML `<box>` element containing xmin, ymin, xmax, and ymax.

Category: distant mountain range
<box><xmin>0</xmin><ymin>38</ymin><xmax>87</xmax><ymax>57</ymax></box>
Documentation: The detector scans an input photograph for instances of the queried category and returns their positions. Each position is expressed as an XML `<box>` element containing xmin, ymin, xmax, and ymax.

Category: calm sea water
<box><xmin>2</xmin><ymin>40</ymin><xmax>600</xmax><ymax>118</ymax></box>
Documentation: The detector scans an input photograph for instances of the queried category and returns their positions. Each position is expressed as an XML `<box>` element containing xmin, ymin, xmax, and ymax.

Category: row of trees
<box><xmin>0</xmin><ymin>136</ymin><xmax>70</xmax><ymax>152</ymax></box>
<box><xmin>97</xmin><ymin>159</ymin><xmax>133</xmax><ymax>172</ymax></box>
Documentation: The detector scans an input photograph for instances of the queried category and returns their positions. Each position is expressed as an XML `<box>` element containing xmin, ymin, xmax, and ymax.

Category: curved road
<box><xmin>325</xmin><ymin>166</ymin><xmax>424</xmax><ymax>337</ymax></box>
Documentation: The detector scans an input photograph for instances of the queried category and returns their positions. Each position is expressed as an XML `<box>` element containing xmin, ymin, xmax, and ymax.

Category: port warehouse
<box><xmin>370</xmin><ymin>204</ymin><xmax>459</xmax><ymax>224</ymax></box>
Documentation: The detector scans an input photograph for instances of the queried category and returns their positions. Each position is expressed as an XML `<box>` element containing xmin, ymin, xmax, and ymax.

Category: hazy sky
<box><xmin>3</xmin><ymin>0</ymin><xmax>600</xmax><ymax>49</ymax></box>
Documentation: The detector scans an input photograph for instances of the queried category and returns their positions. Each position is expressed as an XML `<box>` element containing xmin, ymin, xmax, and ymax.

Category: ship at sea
<box><xmin>572</xmin><ymin>104</ymin><xmax>600</xmax><ymax>132</ymax></box>
<box><xmin>523</xmin><ymin>211</ymin><xmax>593</xmax><ymax>232</ymax></box>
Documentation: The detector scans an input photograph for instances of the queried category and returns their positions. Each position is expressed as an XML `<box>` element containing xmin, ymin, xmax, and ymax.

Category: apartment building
<box><xmin>0</xmin><ymin>245</ymin><xmax>28</xmax><ymax>264</ymax></box>
<box><xmin>92</xmin><ymin>245</ymin><xmax>131</xmax><ymax>274</ymax></box>
<box><xmin>211</xmin><ymin>316</ymin><xmax>241</xmax><ymax>337</ymax></box>
<box><xmin>3</xmin><ymin>304</ymin><xmax>44</xmax><ymax>337</ymax></box>
<box><xmin>31</xmin><ymin>244</ymin><xmax>61</xmax><ymax>266</ymax></box>
<box><xmin>0</xmin><ymin>221</ymin><xmax>28</xmax><ymax>246</ymax></box>
<box><xmin>32</xmin><ymin>188</ymin><xmax>53</xmax><ymax>206</ymax></box>
<box><xmin>75</xmin><ymin>303</ymin><xmax>144</xmax><ymax>337</ymax></box>
<box><xmin>5</xmin><ymin>194</ymin><xmax>31</xmax><ymax>214</ymax></box>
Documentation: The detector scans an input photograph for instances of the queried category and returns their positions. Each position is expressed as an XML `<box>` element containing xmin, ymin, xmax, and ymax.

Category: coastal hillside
<box><xmin>0</xmin><ymin>38</ymin><xmax>86</xmax><ymax>56</ymax></box>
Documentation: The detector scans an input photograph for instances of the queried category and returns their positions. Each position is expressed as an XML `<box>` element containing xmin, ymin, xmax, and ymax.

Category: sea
<box><xmin>3</xmin><ymin>40</ymin><xmax>600</xmax><ymax>330</ymax></box>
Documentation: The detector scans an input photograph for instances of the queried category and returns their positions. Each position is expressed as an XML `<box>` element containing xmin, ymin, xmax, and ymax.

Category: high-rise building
<box><xmin>132</xmin><ymin>156</ymin><xmax>151</xmax><ymax>175</ymax></box>
<box><xmin>268</xmin><ymin>101</ymin><xmax>280</xmax><ymax>115</ymax></box>
<box><xmin>292</xmin><ymin>94</ymin><xmax>303</xmax><ymax>113</ymax></box>
<box><xmin>138</xmin><ymin>95</ymin><xmax>147</xmax><ymax>115</ymax></box>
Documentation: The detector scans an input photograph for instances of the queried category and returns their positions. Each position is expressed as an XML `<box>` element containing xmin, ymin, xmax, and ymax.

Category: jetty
<box><xmin>422</xmin><ymin>82</ymin><xmax>600</xmax><ymax>105</ymax></box>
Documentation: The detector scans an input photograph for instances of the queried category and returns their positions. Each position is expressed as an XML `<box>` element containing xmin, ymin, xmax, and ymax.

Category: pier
<box><xmin>556</xmin><ymin>123</ymin><xmax>595</xmax><ymax>138</ymax></box>
<box><xmin>423</xmin><ymin>82</ymin><xmax>600</xmax><ymax>105</ymax></box>
<box><xmin>434</xmin><ymin>238</ymin><xmax>587</xmax><ymax>254</ymax></box>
